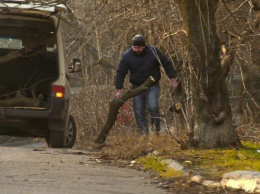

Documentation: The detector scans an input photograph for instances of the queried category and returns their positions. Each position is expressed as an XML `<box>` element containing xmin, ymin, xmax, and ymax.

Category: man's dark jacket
<box><xmin>115</xmin><ymin>46</ymin><xmax>176</xmax><ymax>89</ymax></box>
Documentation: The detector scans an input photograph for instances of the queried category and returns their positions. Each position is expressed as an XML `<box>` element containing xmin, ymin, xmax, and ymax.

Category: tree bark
<box><xmin>176</xmin><ymin>0</ymin><xmax>241</xmax><ymax>148</ymax></box>
<box><xmin>95</xmin><ymin>76</ymin><xmax>155</xmax><ymax>144</ymax></box>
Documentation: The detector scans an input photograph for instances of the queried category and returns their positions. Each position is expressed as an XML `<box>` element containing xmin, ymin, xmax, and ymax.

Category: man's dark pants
<box><xmin>132</xmin><ymin>83</ymin><xmax>161</xmax><ymax>134</ymax></box>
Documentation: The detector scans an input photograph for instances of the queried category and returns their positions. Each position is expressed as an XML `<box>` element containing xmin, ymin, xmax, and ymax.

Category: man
<box><xmin>115</xmin><ymin>34</ymin><xmax>178</xmax><ymax>134</ymax></box>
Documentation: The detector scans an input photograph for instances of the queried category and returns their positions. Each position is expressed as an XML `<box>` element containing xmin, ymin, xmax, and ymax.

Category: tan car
<box><xmin>0</xmin><ymin>1</ymin><xmax>81</xmax><ymax>148</ymax></box>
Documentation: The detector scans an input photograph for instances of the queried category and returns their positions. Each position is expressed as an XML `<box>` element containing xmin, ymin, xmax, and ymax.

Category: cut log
<box><xmin>168</xmin><ymin>101</ymin><xmax>182</xmax><ymax>113</ymax></box>
<box><xmin>0</xmin><ymin>91</ymin><xmax>42</xmax><ymax>107</ymax></box>
<box><xmin>168</xmin><ymin>82</ymin><xmax>183</xmax><ymax>113</ymax></box>
<box><xmin>95</xmin><ymin>76</ymin><xmax>156</xmax><ymax>144</ymax></box>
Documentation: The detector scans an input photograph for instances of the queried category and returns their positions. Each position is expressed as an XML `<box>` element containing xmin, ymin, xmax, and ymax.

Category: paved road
<box><xmin>0</xmin><ymin>137</ymin><xmax>169</xmax><ymax>194</ymax></box>
<box><xmin>0</xmin><ymin>136</ymin><xmax>45</xmax><ymax>147</ymax></box>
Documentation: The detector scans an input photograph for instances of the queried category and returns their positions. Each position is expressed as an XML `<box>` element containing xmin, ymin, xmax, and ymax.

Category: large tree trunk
<box><xmin>176</xmin><ymin>0</ymin><xmax>241</xmax><ymax>148</ymax></box>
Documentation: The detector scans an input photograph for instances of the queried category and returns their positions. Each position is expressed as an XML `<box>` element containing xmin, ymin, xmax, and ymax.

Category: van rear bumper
<box><xmin>0</xmin><ymin>98</ymin><xmax>67</xmax><ymax>120</ymax></box>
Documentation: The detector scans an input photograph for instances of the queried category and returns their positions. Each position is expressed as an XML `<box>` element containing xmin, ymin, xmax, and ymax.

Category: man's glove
<box><xmin>115</xmin><ymin>89</ymin><xmax>123</xmax><ymax>98</ymax></box>
<box><xmin>170</xmin><ymin>78</ymin><xmax>178</xmax><ymax>91</ymax></box>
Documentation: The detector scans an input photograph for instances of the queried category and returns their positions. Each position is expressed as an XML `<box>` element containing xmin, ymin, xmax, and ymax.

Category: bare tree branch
<box><xmin>95</xmin><ymin>76</ymin><xmax>155</xmax><ymax>144</ymax></box>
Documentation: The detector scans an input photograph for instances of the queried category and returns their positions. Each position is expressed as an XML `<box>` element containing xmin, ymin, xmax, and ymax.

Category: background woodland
<box><xmin>61</xmin><ymin>0</ymin><xmax>260</xmax><ymax>146</ymax></box>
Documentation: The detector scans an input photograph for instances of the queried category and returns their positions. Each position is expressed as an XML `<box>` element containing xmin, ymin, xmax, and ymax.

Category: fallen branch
<box><xmin>95</xmin><ymin>76</ymin><xmax>155</xmax><ymax>144</ymax></box>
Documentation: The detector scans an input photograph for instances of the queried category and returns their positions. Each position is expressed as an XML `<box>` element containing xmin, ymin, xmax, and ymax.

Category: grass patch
<box><xmin>94</xmin><ymin>130</ymin><xmax>259</xmax><ymax>180</ymax></box>
<box><xmin>138</xmin><ymin>155</ymin><xmax>184</xmax><ymax>178</ymax></box>
<box><xmin>134</xmin><ymin>141</ymin><xmax>260</xmax><ymax>179</ymax></box>
<box><xmin>176</xmin><ymin>141</ymin><xmax>260</xmax><ymax>178</ymax></box>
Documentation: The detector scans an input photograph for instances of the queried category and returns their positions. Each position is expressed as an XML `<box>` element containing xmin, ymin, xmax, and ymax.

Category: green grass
<box><xmin>137</xmin><ymin>141</ymin><xmax>260</xmax><ymax>179</ymax></box>
<box><xmin>190</xmin><ymin>141</ymin><xmax>260</xmax><ymax>174</ymax></box>
<box><xmin>138</xmin><ymin>155</ymin><xmax>184</xmax><ymax>178</ymax></box>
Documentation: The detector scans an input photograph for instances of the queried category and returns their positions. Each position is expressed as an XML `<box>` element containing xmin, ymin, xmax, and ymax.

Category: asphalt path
<box><xmin>0</xmin><ymin>136</ymin><xmax>45</xmax><ymax>147</ymax></box>
<box><xmin>0</xmin><ymin>137</ymin><xmax>169</xmax><ymax>194</ymax></box>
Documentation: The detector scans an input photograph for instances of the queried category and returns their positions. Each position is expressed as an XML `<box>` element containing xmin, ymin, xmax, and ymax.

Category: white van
<box><xmin>0</xmin><ymin>1</ymin><xmax>82</xmax><ymax>148</ymax></box>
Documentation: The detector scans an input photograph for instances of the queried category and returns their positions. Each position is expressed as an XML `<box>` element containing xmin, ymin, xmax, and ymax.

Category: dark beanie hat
<box><xmin>132</xmin><ymin>34</ymin><xmax>145</xmax><ymax>46</ymax></box>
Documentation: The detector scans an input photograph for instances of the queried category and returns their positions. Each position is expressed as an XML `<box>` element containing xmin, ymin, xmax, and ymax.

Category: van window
<box><xmin>0</xmin><ymin>17</ymin><xmax>56</xmax><ymax>53</ymax></box>
<box><xmin>0</xmin><ymin>37</ymin><xmax>23</xmax><ymax>49</ymax></box>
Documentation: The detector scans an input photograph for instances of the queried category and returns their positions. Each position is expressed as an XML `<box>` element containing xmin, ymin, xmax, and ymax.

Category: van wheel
<box><xmin>46</xmin><ymin>115</ymin><xmax>77</xmax><ymax>148</ymax></box>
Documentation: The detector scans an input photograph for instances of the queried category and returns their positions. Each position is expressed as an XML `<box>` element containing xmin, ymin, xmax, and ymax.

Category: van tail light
<box><xmin>51</xmin><ymin>85</ymin><xmax>65</xmax><ymax>98</ymax></box>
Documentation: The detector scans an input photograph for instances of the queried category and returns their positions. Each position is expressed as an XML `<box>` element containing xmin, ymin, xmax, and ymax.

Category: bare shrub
<box><xmin>98</xmin><ymin>131</ymin><xmax>179</xmax><ymax>160</ymax></box>
<box><xmin>64</xmin><ymin>0</ymin><xmax>190</xmax><ymax>148</ymax></box>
